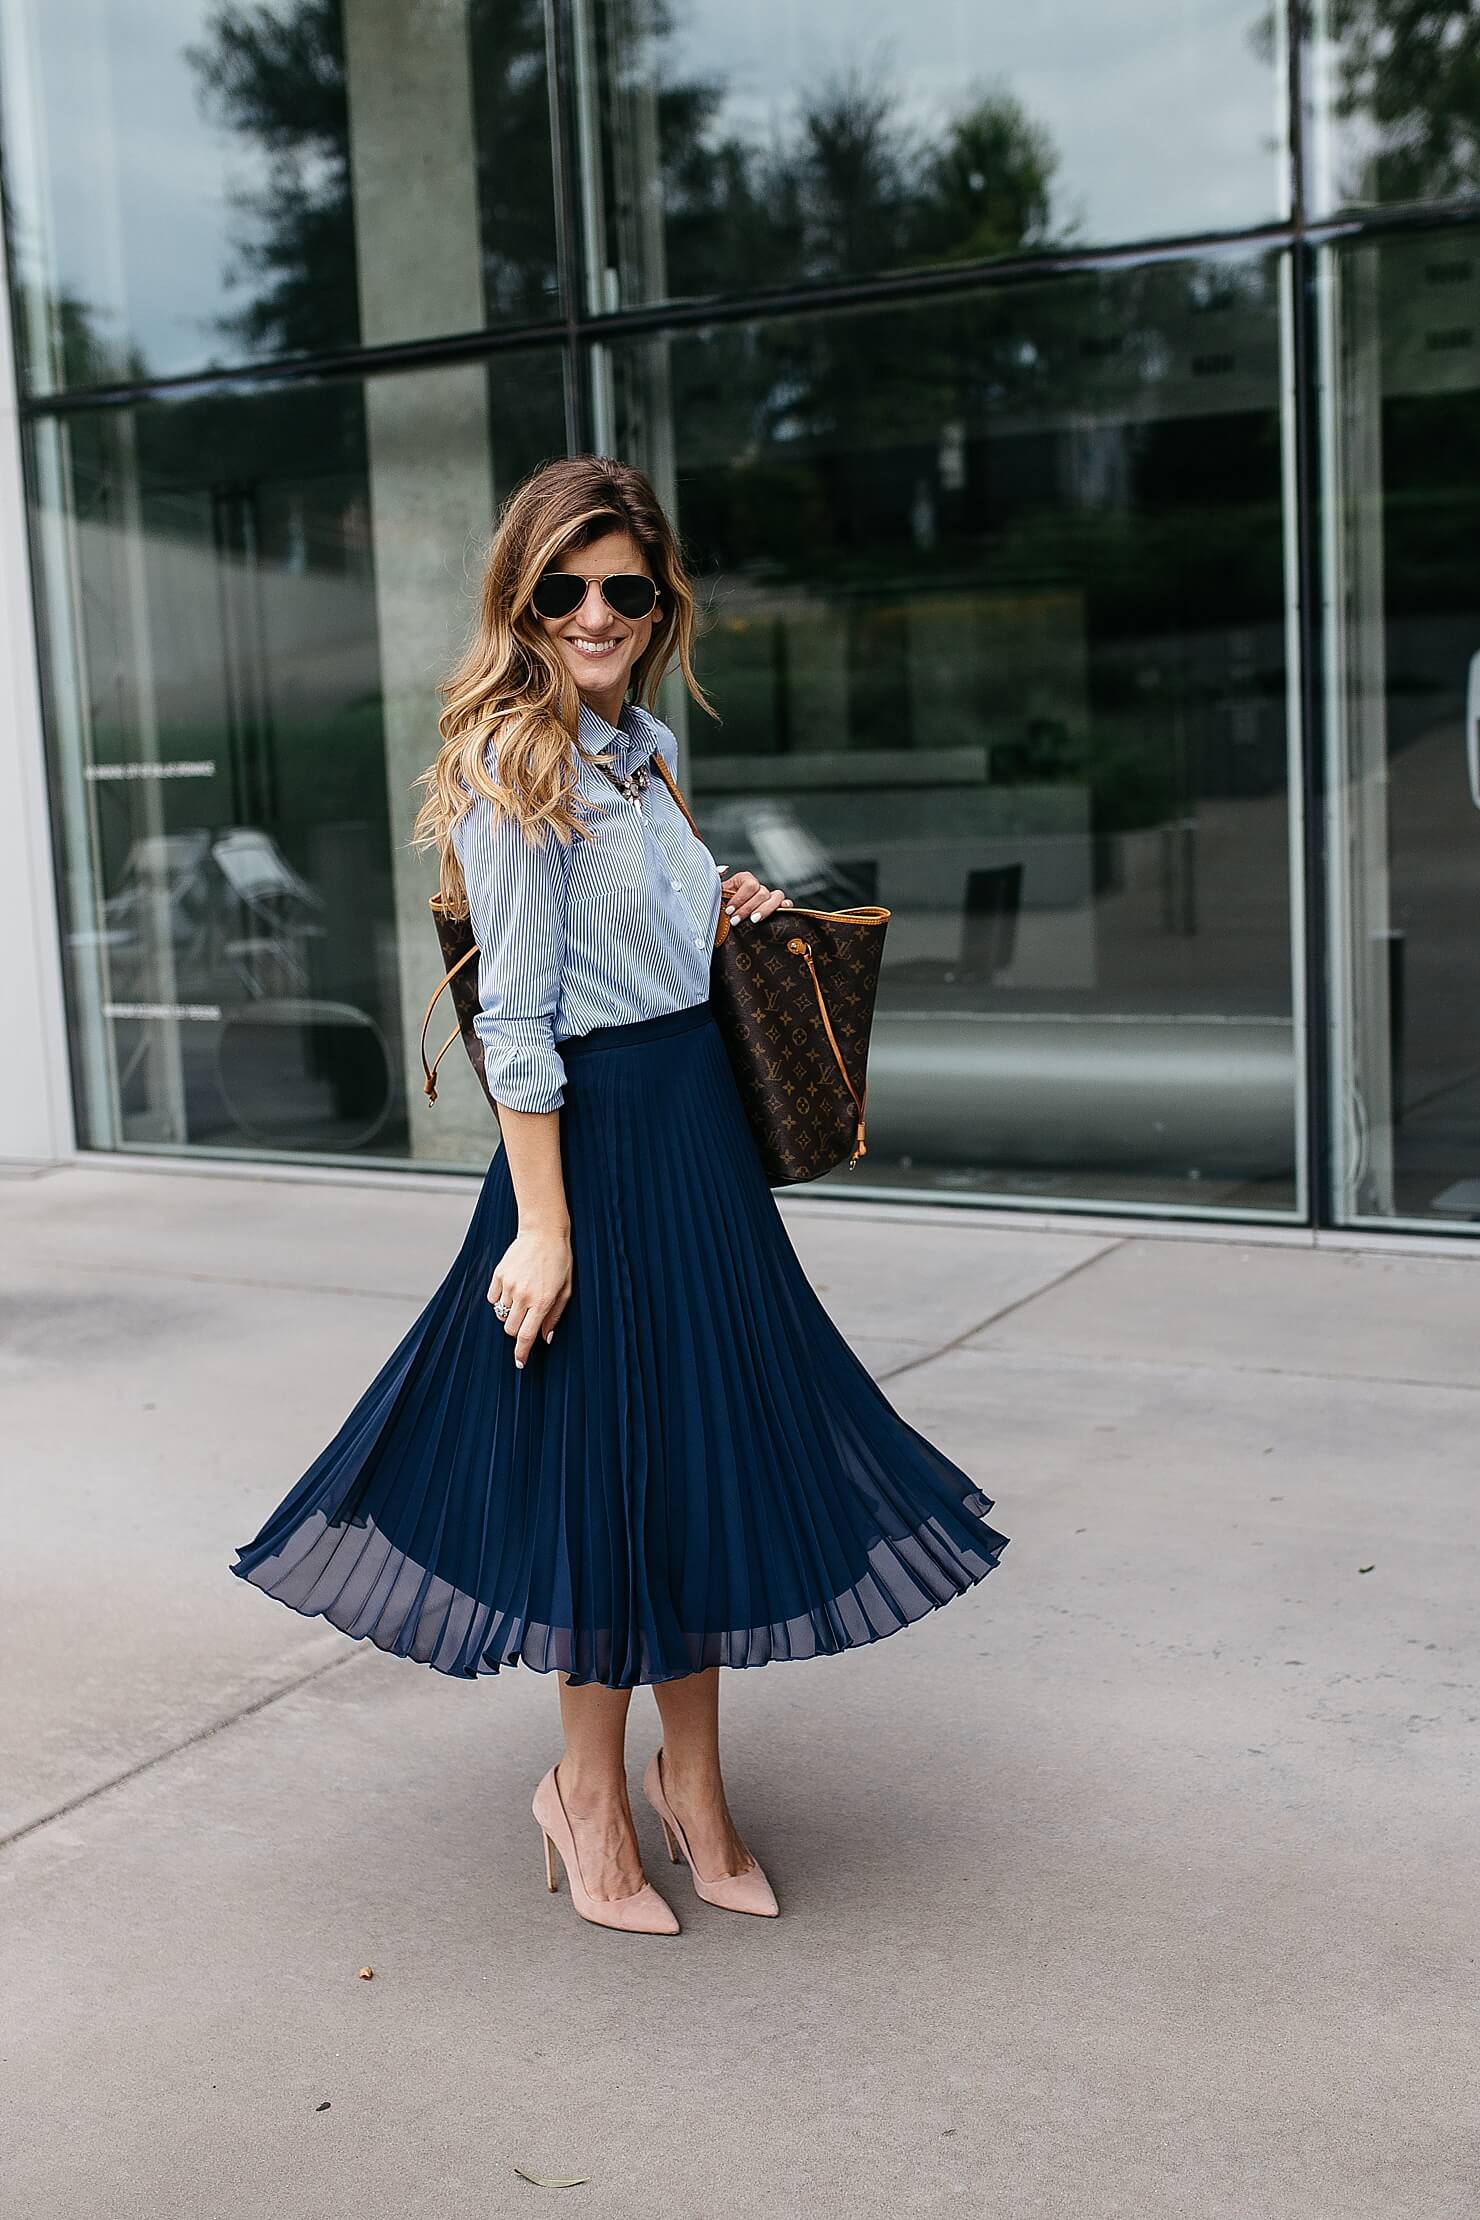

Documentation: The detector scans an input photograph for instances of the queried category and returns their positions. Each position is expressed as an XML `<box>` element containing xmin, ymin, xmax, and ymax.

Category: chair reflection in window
<box><xmin>211</xmin><ymin>827</ymin><xmax>326</xmax><ymax>997</ymax></box>
<box><xmin>100</xmin><ymin>831</ymin><xmax>216</xmax><ymax>974</ymax></box>
<box><xmin>101</xmin><ymin>826</ymin><xmax>325</xmax><ymax>998</ymax></box>
<box><xmin>960</xmin><ymin>862</ymin><xmax>1023</xmax><ymax>983</ymax></box>
<box><xmin>96</xmin><ymin>823</ymin><xmax>393</xmax><ymax>1149</ymax></box>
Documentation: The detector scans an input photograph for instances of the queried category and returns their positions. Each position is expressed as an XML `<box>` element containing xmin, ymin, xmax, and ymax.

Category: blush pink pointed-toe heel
<box><xmin>532</xmin><ymin>1765</ymin><xmax>680</xmax><ymax>1936</ymax></box>
<box><xmin>642</xmin><ymin>1748</ymin><xmax>779</xmax><ymax>1918</ymax></box>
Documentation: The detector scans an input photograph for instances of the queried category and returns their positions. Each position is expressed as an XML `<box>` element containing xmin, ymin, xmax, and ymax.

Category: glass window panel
<box><xmin>579</xmin><ymin>0</ymin><xmax>1289</xmax><ymax>313</ymax></box>
<box><xmin>1322</xmin><ymin>225</ymin><xmax>1480</xmax><ymax>1229</ymax></box>
<box><xmin>1313</xmin><ymin>4</ymin><xmax>1480</xmax><ymax>218</ymax></box>
<box><xmin>603</xmin><ymin>251</ymin><xmax>1302</xmax><ymax>1212</ymax></box>
<box><xmin>31</xmin><ymin>351</ymin><xmax>567</xmax><ymax>1163</ymax></box>
<box><xmin>0</xmin><ymin>0</ymin><xmax>560</xmax><ymax>395</ymax></box>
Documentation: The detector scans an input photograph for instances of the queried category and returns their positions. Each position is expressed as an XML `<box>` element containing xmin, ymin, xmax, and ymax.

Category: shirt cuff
<box><xmin>475</xmin><ymin>1019</ymin><xmax>567</xmax><ymax>1114</ymax></box>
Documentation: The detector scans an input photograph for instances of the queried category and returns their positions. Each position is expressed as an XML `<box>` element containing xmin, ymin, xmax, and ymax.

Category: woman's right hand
<box><xmin>489</xmin><ymin>1226</ymin><xmax>572</xmax><ymax>1368</ymax></box>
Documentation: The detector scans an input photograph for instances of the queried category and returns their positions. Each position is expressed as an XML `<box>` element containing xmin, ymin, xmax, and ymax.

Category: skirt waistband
<box><xmin>561</xmin><ymin>998</ymin><xmax>715</xmax><ymax>1059</ymax></box>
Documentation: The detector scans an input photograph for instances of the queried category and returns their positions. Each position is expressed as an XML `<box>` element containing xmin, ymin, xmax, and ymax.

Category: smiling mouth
<box><xmin>565</xmin><ymin>635</ymin><xmax>623</xmax><ymax>658</ymax></box>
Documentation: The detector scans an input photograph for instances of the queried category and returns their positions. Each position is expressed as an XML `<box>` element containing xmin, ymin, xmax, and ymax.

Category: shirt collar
<box><xmin>577</xmin><ymin>698</ymin><xmax>658</xmax><ymax>774</ymax></box>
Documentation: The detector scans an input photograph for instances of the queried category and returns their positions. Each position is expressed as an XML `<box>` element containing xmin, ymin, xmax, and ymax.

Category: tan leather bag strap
<box><xmin>647</xmin><ymin>750</ymin><xmax>730</xmax><ymax>947</ymax></box>
<box><xmin>786</xmin><ymin>932</ymin><xmax>869</xmax><ymax>1162</ymax></box>
<box><xmin>651</xmin><ymin>744</ymin><xmax>872</xmax><ymax>1159</ymax></box>
<box><xmin>646</xmin><ymin>746</ymin><xmax>700</xmax><ymax>835</ymax></box>
<box><xmin>418</xmin><ymin>942</ymin><xmax>479</xmax><ymax>1103</ymax></box>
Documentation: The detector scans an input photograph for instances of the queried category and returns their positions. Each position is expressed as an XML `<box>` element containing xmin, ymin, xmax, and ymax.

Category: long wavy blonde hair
<box><xmin>413</xmin><ymin>455</ymin><xmax>713</xmax><ymax>917</ymax></box>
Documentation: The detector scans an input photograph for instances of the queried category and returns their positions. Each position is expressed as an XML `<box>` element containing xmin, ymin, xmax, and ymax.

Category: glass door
<box><xmin>1324</xmin><ymin>228</ymin><xmax>1480</xmax><ymax>1228</ymax></box>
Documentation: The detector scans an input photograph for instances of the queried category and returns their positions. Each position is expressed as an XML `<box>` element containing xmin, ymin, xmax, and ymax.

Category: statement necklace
<box><xmin>596</xmin><ymin>758</ymin><xmax>652</xmax><ymax>805</ymax></box>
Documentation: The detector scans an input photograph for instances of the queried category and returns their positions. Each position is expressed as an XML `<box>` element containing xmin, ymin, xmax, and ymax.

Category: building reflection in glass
<box><xmin>609</xmin><ymin>253</ymin><xmax>1299</xmax><ymax>1207</ymax></box>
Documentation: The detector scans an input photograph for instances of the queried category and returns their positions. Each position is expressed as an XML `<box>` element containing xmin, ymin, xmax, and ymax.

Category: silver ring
<box><xmin>494</xmin><ymin>1299</ymin><xmax>510</xmax><ymax>1319</ymax></box>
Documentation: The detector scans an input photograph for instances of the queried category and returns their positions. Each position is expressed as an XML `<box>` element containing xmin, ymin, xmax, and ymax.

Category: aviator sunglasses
<box><xmin>531</xmin><ymin>570</ymin><xmax>660</xmax><ymax>622</ymax></box>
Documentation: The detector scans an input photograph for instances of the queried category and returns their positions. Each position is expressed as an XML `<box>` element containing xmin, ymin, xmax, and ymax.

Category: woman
<box><xmin>230</xmin><ymin>456</ymin><xmax>1008</xmax><ymax>1936</ymax></box>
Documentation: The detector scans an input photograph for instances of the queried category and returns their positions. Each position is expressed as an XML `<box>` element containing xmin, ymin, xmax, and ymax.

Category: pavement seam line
<box><xmin>930</xmin><ymin>1341</ymin><xmax>1480</xmax><ymax>1395</ymax></box>
<box><xmin>875</xmin><ymin>1236</ymin><xmax>1128</xmax><ymax>1382</ymax></box>
<box><xmin>11</xmin><ymin>1254</ymin><xmax>431</xmax><ymax>1305</ymax></box>
<box><xmin>0</xmin><ymin>1646</ymin><xmax>367</xmax><ymax>1855</ymax></box>
<box><xmin>19</xmin><ymin>1236</ymin><xmax>1130</xmax><ymax>1327</ymax></box>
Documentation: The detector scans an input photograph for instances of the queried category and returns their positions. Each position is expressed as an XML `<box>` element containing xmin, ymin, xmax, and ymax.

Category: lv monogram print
<box><xmin>709</xmin><ymin>905</ymin><xmax>891</xmax><ymax>1187</ymax></box>
<box><xmin>424</xmin><ymin>900</ymin><xmax>493</xmax><ymax>1109</ymax></box>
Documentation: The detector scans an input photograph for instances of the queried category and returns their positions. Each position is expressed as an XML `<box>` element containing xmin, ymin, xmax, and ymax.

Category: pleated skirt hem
<box><xmin>231</xmin><ymin>1491</ymin><xmax>1006</xmax><ymax>1687</ymax></box>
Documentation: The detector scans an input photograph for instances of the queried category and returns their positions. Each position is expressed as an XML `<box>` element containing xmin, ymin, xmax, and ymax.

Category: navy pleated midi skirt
<box><xmin>230</xmin><ymin>999</ymin><xmax>1008</xmax><ymax>1686</ymax></box>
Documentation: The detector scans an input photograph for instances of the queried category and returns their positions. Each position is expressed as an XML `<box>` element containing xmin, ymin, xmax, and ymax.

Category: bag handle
<box><xmin>652</xmin><ymin>746</ymin><xmax>871</xmax><ymax>1161</ymax></box>
<box><xmin>645</xmin><ymin>750</ymin><xmax>730</xmax><ymax>947</ymax></box>
<box><xmin>419</xmin><ymin>938</ymin><xmax>479</xmax><ymax>1103</ymax></box>
<box><xmin>787</xmin><ymin>933</ymin><xmax>869</xmax><ymax>1164</ymax></box>
<box><xmin>646</xmin><ymin>746</ymin><xmax>699</xmax><ymax>835</ymax></box>
<box><xmin>649</xmin><ymin>748</ymin><xmax>889</xmax><ymax>929</ymax></box>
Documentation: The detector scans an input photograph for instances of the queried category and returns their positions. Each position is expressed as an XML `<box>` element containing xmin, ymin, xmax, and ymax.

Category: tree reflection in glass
<box><xmin>590</xmin><ymin>0</ymin><xmax>1284</xmax><ymax>308</ymax></box>
<box><xmin>188</xmin><ymin>0</ymin><xmax>560</xmax><ymax>358</ymax></box>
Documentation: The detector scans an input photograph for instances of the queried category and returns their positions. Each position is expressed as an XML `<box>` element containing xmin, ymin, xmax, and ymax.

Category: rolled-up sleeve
<box><xmin>450</xmin><ymin>794</ymin><xmax>570</xmax><ymax>1114</ymax></box>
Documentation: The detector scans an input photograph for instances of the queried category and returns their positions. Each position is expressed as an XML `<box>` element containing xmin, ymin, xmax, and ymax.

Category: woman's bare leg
<box><xmin>555</xmin><ymin>1676</ymin><xmax>647</xmax><ymax>1900</ymax></box>
<box><xmin>650</xmin><ymin>1668</ymin><xmax>752</xmax><ymax>1878</ymax></box>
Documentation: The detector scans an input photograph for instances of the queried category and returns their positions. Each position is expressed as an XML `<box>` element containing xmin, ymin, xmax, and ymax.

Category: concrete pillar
<box><xmin>0</xmin><ymin>219</ymin><xmax>74</xmax><ymax>1164</ymax></box>
<box><xmin>343</xmin><ymin>0</ymin><xmax>499</xmax><ymax>1164</ymax></box>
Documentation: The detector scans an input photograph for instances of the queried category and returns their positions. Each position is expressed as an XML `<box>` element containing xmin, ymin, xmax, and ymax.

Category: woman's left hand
<box><xmin>719</xmin><ymin>868</ymin><xmax>790</xmax><ymax>924</ymax></box>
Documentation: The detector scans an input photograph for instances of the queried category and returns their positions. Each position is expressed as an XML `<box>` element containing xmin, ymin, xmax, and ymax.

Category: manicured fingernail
<box><xmin>545</xmin><ymin>1330</ymin><xmax>554</xmax><ymax>1343</ymax></box>
<box><xmin>726</xmin><ymin>905</ymin><xmax>737</xmax><ymax>920</ymax></box>
<box><xmin>514</xmin><ymin>1358</ymin><xmax>524</xmax><ymax>1370</ymax></box>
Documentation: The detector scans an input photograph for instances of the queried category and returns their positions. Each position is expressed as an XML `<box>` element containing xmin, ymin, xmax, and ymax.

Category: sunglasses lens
<box><xmin>531</xmin><ymin>572</ymin><xmax>585</xmax><ymax>619</ymax></box>
<box><xmin>603</xmin><ymin>575</ymin><xmax>658</xmax><ymax>620</ymax></box>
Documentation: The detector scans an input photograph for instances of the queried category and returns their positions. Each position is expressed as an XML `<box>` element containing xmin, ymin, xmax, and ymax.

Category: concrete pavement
<box><xmin>2</xmin><ymin>1162</ymin><xmax>1476</xmax><ymax>2219</ymax></box>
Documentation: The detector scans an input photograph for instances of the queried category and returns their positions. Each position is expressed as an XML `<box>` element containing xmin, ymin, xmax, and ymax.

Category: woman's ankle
<box><xmin>555</xmin><ymin>1755</ymin><xmax>630</xmax><ymax>1814</ymax></box>
<box><xmin>658</xmin><ymin>1748</ymin><xmax>726</xmax><ymax>1802</ymax></box>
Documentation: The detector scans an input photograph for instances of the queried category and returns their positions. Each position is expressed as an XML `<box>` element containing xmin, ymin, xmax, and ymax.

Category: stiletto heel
<box><xmin>659</xmin><ymin>1814</ymin><xmax>681</xmax><ymax>1863</ymax></box>
<box><xmin>642</xmin><ymin>1748</ymin><xmax>779</xmax><ymax>1918</ymax></box>
<box><xmin>531</xmin><ymin>1765</ymin><xmax>680</xmax><ymax>1936</ymax></box>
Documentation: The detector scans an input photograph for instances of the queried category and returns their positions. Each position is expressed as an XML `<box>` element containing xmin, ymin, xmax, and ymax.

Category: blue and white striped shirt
<box><xmin>449</xmin><ymin>700</ymin><xmax>723</xmax><ymax>1114</ymax></box>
